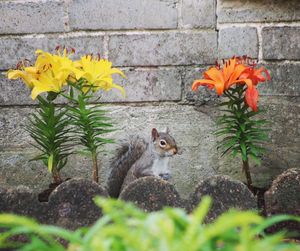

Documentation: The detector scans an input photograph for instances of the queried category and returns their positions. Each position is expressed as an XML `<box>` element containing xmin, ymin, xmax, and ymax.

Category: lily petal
<box><xmin>245</xmin><ymin>86</ymin><xmax>259</xmax><ymax>112</ymax></box>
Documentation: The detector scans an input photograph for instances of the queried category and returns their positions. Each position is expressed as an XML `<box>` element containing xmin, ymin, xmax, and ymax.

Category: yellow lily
<box><xmin>74</xmin><ymin>55</ymin><xmax>126</xmax><ymax>96</ymax></box>
<box><xmin>7</xmin><ymin>67</ymin><xmax>39</xmax><ymax>89</ymax></box>
<box><xmin>31</xmin><ymin>70</ymin><xmax>66</xmax><ymax>100</ymax></box>
<box><xmin>35</xmin><ymin>49</ymin><xmax>75</xmax><ymax>86</ymax></box>
<box><xmin>8</xmin><ymin>49</ymin><xmax>75</xmax><ymax>100</ymax></box>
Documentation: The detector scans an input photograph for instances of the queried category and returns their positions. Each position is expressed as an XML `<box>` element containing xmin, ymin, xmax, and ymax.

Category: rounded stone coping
<box><xmin>119</xmin><ymin>176</ymin><xmax>183</xmax><ymax>212</ymax></box>
<box><xmin>47</xmin><ymin>178</ymin><xmax>109</xmax><ymax>229</ymax></box>
<box><xmin>265</xmin><ymin>168</ymin><xmax>300</xmax><ymax>214</ymax></box>
<box><xmin>189</xmin><ymin>175</ymin><xmax>257</xmax><ymax>221</ymax></box>
<box><xmin>264</xmin><ymin>168</ymin><xmax>300</xmax><ymax>238</ymax></box>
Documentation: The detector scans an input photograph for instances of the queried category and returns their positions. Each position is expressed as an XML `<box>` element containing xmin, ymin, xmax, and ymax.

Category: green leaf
<box><xmin>240</xmin><ymin>142</ymin><xmax>247</xmax><ymax>160</ymax></box>
<box><xmin>249</xmin><ymin>153</ymin><xmax>261</xmax><ymax>165</ymax></box>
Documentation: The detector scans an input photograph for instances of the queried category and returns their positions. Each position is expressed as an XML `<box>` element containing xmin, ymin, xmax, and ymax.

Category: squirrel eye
<box><xmin>159</xmin><ymin>140</ymin><xmax>166</xmax><ymax>147</ymax></box>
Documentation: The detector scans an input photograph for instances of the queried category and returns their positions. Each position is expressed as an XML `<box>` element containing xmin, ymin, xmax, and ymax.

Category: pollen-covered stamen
<box><xmin>16</xmin><ymin>59</ymin><xmax>31</xmax><ymax>70</ymax></box>
<box><xmin>97</xmin><ymin>53</ymin><xmax>101</xmax><ymax>61</ymax></box>
<box><xmin>71</xmin><ymin>48</ymin><xmax>76</xmax><ymax>54</ymax></box>
<box><xmin>16</xmin><ymin>61</ymin><xmax>23</xmax><ymax>70</ymax></box>
<box><xmin>42</xmin><ymin>63</ymin><xmax>52</xmax><ymax>71</ymax></box>
<box><xmin>55</xmin><ymin>45</ymin><xmax>61</xmax><ymax>51</ymax></box>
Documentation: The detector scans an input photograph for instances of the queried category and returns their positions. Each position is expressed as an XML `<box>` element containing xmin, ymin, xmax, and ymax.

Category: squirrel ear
<box><xmin>151</xmin><ymin>128</ymin><xmax>159</xmax><ymax>141</ymax></box>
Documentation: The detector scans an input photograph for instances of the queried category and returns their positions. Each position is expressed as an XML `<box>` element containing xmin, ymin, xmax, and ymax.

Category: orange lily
<box><xmin>239</xmin><ymin>66</ymin><xmax>270</xmax><ymax>85</ymax></box>
<box><xmin>240</xmin><ymin>66</ymin><xmax>270</xmax><ymax>111</ymax></box>
<box><xmin>192</xmin><ymin>58</ymin><xmax>253</xmax><ymax>96</ymax></box>
<box><xmin>245</xmin><ymin>85</ymin><xmax>259</xmax><ymax>112</ymax></box>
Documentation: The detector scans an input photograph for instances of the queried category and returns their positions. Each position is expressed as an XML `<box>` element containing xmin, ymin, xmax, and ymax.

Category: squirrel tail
<box><xmin>107</xmin><ymin>136</ymin><xmax>148</xmax><ymax>198</ymax></box>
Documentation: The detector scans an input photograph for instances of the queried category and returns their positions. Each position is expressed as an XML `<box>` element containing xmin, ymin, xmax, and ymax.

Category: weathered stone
<box><xmin>0</xmin><ymin>75</ymin><xmax>36</xmax><ymax>105</ymax></box>
<box><xmin>0</xmin><ymin>104</ymin><xmax>218</xmax><ymax>199</ymax></box>
<box><xmin>108</xmin><ymin>31</ymin><xmax>218</xmax><ymax>66</ymax></box>
<box><xmin>258</xmin><ymin>63</ymin><xmax>300</xmax><ymax>96</ymax></box>
<box><xmin>0</xmin><ymin>186</ymin><xmax>46</xmax><ymax>222</ymax></box>
<box><xmin>189</xmin><ymin>175</ymin><xmax>257</xmax><ymax>221</ymax></box>
<box><xmin>218</xmin><ymin>27</ymin><xmax>258</xmax><ymax>59</ymax></box>
<box><xmin>262</xmin><ymin>27</ymin><xmax>300</xmax><ymax>60</ymax></box>
<box><xmin>0</xmin><ymin>150</ymin><xmax>94</xmax><ymax>192</ymax></box>
<box><xmin>0</xmin><ymin>108</ymin><xmax>32</xmax><ymax>150</ymax></box>
<box><xmin>217</xmin><ymin>0</ymin><xmax>300</xmax><ymax>23</ymax></box>
<box><xmin>0</xmin><ymin>187</ymin><xmax>7</xmax><ymax>210</ymax></box>
<box><xmin>47</xmin><ymin>178</ymin><xmax>108</xmax><ymax>229</ymax></box>
<box><xmin>119</xmin><ymin>177</ymin><xmax>183</xmax><ymax>211</ymax></box>
<box><xmin>0</xmin><ymin>34</ymin><xmax>105</xmax><ymax>70</ymax></box>
<box><xmin>69</xmin><ymin>0</ymin><xmax>178</xmax><ymax>30</ymax></box>
<box><xmin>0</xmin><ymin>0</ymin><xmax>65</xmax><ymax>34</ymax></box>
<box><xmin>181</xmin><ymin>66</ymin><xmax>220</xmax><ymax>105</ymax></box>
<box><xmin>181</xmin><ymin>0</ymin><xmax>215</xmax><ymax>28</ymax></box>
<box><xmin>265</xmin><ymin>168</ymin><xmax>300</xmax><ymax>237</ymax></box>
<box><xmin>89</xmin><ymin>67</ymin><xmax>182</xmax><ymax>102</ymax></box>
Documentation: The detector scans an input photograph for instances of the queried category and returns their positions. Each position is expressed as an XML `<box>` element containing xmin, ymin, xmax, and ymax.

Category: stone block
<box><xmin>181</xmin><ymin>0</ymin><xmax>215</xmax><ymax>28</ymax></box>
<box><xmin>217</xmin><ymin>0</ymin><xmax>300</xmax><ymax>23</ymax></box>
<box><xmin>0</xmin><ymin>104</ymin><xmax>218</xmax><ymax>198</ymax></box>
<box><xmin>258</xmin><ymin>63</ymin><xmax>300</xmax><ymax>96</ymax></box>
<box><xmin>108</xmin><ymin>31</ymin><xmax>218</xmax><ymax>66</ymax></box>
<box><xmin>0</xmin><ymin>34</ymin><xmax>105</xmax><ymax>70</ymax></box>
<box><xmin>218</xmin><ymin>27</ymin><xmax>258</xmax><ymax>59</ymax></box>
<box><xmin>69</xmin><ymin>0</ymin><xmax>178</xmax><ymax>30</ymax></box>
<box><xmin>0</xmin><ymin>150</ymin><xmax>93</xmax><ymax>192</ymax></box>
<box><xmin>0</xmin><ymin>74</ymin><xmax>36</xmax><ymax>106</ymax></box>
<box><xmin>189</xmin><ymin>175</ymin><xmax>257</xmax><ymax>220</ymax></box>
<box><xmin>262</xmin><ymin>27</ymin><xmax>300</xmax><ymax>60</ymax></box>
<box><xmin>119</xmin><ymin>177</ymin><xmax>183</xmax><ymax>211</ymax></box>
<box><xmin>0</xmin><ymin>0</ymin><xmax>65</xmax><ymax>34</ymax></box>
<box><xmin>98</xmin><ymin>67</ymin><xmax>182</xmax><ymax>102</ymax></box>
<box><xmin>181</xmin><ymin>66</ymin><xmax>220</xmax><ymax>105</ymax></box>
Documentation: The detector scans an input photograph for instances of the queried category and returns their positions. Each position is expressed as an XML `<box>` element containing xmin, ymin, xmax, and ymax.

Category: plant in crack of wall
<box><xmin>62</xmin><ymin>54</ymin><xmax>126</xmax><ymax>183</ymax></box>
<box><xmin>7</xmin><ymin>49</ymin><xmax>76</xmax><ymax>183</ymax></box>
<box><xmin>192</xmin><ymin>56</ymin><xmax>271</xmax><ymax>191</ymax></box>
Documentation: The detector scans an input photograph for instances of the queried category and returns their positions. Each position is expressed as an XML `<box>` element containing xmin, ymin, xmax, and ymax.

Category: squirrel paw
<box><xmin>159</xmin><ymin>173</ymin><xmax>171</xmax><ymax>181</ymax></box>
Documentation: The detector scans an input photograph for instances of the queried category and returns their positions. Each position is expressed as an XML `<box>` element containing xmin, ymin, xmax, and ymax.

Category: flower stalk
<box><xmin>26</xmin><ymin>94</ymin><xmax>73</xmax><ymax>183</ymax></box>
<box><xmin>92</xmin><ymin>151</ymin><xmax>99</xmax><ymax>183</ymax></box>
<box><xmin>65</xmin><ymin>82</ymin><xmax>115</xmax><ymax>183</ymax></box>
<box><xmin>193</xmin><ymin>57</ymin><xmax>270</xmax><ymax>190</ymax></box>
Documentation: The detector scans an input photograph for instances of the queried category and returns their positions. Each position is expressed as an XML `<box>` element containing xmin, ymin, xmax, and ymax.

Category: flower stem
<box><xmin>52</xmin><ymin>167</ymin><xmax>62</xmax><ymax>184</ymax></box>
<box><xmin>242</xmin><ymin>159</ymin><xmax>253</xmax><ymax>190</ymax></box>
<box><xmin>92</xmin><ymin>151</ymin><xmax>99</xmax><ymax>183</ymax></box>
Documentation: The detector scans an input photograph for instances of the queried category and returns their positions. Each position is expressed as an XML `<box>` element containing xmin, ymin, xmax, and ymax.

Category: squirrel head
<box><xmin>151</xmin><ymin>128</ymin><xmax>178</xmax><ymax>157</ymax></box>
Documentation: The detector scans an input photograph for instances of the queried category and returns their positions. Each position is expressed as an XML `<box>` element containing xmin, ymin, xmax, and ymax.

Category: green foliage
<box><xmin>66</xmin><ymin>82</ymin><xmax>114</xmax><ymax>156</ymax></box>
<box><xmin>216</xmin><ymin>86</ymin><xmax>270</xmax><ymax>164</ymax></box>
<box><xmin>0</xmin><ymin>197</ymin><xmax>299</xmax><ymax>251</ymax></box>
<box><xmin>26</xmin><ymin>94</ymin><xmax>74</xmax><ymax>181</ymax></box>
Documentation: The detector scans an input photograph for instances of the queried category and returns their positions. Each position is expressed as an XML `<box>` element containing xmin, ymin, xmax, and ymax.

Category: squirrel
<box><xmin>107</xmin><ymin>128</ymin><xmax>178</xmax><ymax>198</ymax></box>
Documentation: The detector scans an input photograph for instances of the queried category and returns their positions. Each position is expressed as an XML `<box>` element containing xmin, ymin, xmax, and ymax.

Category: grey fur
<box><xmin>107</xmin><ymin>130</ymin><xmax>178</xmax><ymax>198</ymax></box>
<box><xmin>107</xmin><ymin>136</ymin><xmax>148</xmax><ymax>197</ymax></box>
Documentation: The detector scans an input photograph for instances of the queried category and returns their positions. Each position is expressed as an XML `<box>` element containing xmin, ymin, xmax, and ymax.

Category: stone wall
<box><xmin>0</xmin><ymin>0</ymin><xmax>299</xmax><ymax>198</ymax></box>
